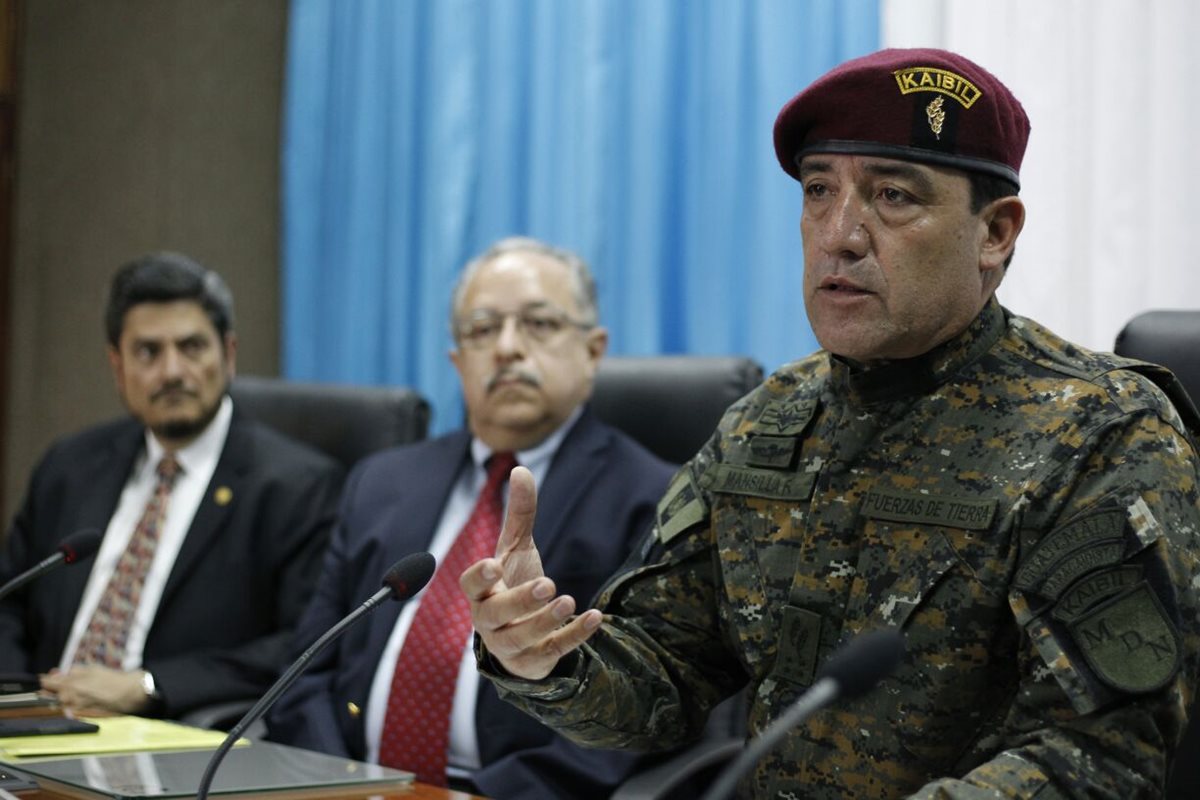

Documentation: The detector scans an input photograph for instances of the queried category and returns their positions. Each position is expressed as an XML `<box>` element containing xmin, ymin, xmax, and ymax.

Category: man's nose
<box><xmin>817</xmin><ymin>194</ymin><xmax>871</xmax><ymax>260</ymax></box>
<box><xmin>493</xmin><ymin>314</ymin><xmax>526</xmax><ymax>361</ymax></box>
<box><xmin>159</xmin><ymin>345</ymin><xmax>186</xmax><ymax>378</ymax></box>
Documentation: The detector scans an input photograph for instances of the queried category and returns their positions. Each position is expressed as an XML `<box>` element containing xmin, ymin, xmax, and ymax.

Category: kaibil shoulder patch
<box><xmin>656</xmin><ymin>469</ymin><xmax>708</xmax><ymax>546</ymax></box>
<box><xmin>1069</xmin><ymin>581</ymin><xmax>1181</xmax><ymax>693</ymax></box>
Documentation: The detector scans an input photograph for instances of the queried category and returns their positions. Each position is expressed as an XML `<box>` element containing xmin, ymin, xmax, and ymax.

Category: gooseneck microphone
<box><xmin>0</xmin><ymin>529</ymin><xmax>103</xmax><ymax>602</ymax></box>
<box><xmin>195</xmin><ymin>552</ymin><xmax>437</xmax><ymax>800</ymax></box>
<box><xmin>699</xmin><ymin>628</ymin><xmax>906</xmax><ymax>800</ymax></box>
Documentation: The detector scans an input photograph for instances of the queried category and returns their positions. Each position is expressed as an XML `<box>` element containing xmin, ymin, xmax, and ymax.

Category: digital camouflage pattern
<box><xmin>483</xmin><ymin>299</ymin><xmax>1200</xmax><ymax>798</ymax></box>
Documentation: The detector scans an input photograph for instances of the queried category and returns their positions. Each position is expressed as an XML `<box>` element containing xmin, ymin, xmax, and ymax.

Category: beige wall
<box><xmin>3</xmin><ymin>0</ymin><xmax>287</xmax><ymax>521</ymax></box>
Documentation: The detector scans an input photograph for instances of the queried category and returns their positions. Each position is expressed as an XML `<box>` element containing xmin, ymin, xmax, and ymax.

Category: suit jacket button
<box><xmin>347</xmin><ymin>702</ymin><xmax>361</xmax><ymax>718</ymax></box>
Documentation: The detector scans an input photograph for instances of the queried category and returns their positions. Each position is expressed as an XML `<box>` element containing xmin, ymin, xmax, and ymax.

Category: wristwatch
<box><xmin>140</xmin><ymin>670</ymin><xmax>161</xmax><ymax>702</ymax></box>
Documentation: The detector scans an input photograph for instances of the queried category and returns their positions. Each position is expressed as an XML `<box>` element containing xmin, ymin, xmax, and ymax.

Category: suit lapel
<box><xmin>363</xmin><ymin>434</ymin><xmax>471</xmax><ymax>649</ymax></box>
<box><xmin>156</xmin><ymin>414</ymin><xmax>248</xmax><ymax>609</ymax></box>
<box><xmin>531</xmin><ymin>411</ymin><xmax>611</xmax><ymax>564</ymax></box>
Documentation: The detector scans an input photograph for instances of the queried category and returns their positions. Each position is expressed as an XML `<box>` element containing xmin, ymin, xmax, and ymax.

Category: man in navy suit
<box><xmin>0</xmin><ymin>252</ymin><xmax>343</xmax><ymax>718</ymax></box>
<box><xmin>267</xmin><ymin>237</ymin><xmax>675</xmax><ymax>798</ymax></box>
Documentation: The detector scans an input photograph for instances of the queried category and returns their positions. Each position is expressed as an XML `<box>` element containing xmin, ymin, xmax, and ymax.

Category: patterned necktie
<box><xmin>378</xmin><ymin>451</ymin><xmax>517</xmax><ymax>784</ymax></box>
<box><xmin>74</xmin><ymin>454</ymin><xmax>181</xmax><ymax>668</ymax></box>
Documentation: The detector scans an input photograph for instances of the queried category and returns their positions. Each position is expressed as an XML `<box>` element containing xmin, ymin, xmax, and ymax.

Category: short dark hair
<box><xmin>967</xmin><ymin>172</ymin><xmax>1020</xmax><ymax>268</ymax></box>
<box><xmin>104</xmin><ymin>252</ymin><xmax>235</xmax><ymax>347</ymax></box>
<box><xmin>967</xmin><ymin>172</ymin><xmax>1018</xmax><ymax>214</ymax></box>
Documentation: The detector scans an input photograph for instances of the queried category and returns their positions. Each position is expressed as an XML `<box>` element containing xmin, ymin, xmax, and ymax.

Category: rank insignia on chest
<box><xmin>753</xmin><ymin>398</ymin><xmax>818</xmax><ymax>436</ymax></box>
<box><xmin>745</xmin><ymin>435</ymin><xmax>798</xmax><ymax>469</ymax></box>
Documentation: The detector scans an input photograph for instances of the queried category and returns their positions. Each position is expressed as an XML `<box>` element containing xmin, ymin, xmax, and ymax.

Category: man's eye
<box><xmin>468</xmin><ymin>322</ymin><xmax>500</xmax><ymax>339</ymax></box>
<box><xmin>880</xmin><ymin>187</ymin><xmax>910</xmax><ymax>204</ymax></box>
<box><xmin>524</xmin><ymin>316</ymin><xmax>563</xmax><ymax>334</ymax></box>
<box><xmin>803</xmin><ymin>182</ymin><xmax>829</xmax><ymax>199</ymax></box>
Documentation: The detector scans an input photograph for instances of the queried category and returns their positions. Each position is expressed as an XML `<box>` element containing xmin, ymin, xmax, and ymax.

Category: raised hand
<box><xmin>461</xmin><ymin>466</ymin><xmax>603</xmax><ymax>679</ymax></box>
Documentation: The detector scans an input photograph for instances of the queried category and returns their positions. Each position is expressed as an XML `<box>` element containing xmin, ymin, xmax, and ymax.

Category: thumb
<box><xmin>496</xmin><ymin>465</ymin><xmax>537</xmax><ymax>557</ymax></box>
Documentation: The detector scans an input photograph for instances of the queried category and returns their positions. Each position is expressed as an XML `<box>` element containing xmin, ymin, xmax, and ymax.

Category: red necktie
<box><xmin>378</xmin><ymin>451</ymin><xmax>517</xmax><ymax>784</ymax></box>
<box><xmin>75</xmin><ymin>454</ymin><xmax>181</xmax><ymax>667</ymax></box>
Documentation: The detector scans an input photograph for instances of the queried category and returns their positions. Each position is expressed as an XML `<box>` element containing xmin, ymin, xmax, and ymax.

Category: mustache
<box><xmin>485</xmin><ymin>369</ymin><xmax>540</xmax><ymax>393</ymax></box>
<box><xmin>152</xmin><ymin>382</ymin><xmax>198</xmax><ymax>401</ymax></box>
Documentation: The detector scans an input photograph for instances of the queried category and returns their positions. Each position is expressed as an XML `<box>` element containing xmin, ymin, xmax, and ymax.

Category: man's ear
<box><xmin>223</xmin><ymin>332</ymin><xmax>238</xmax><ymax>380</ymax></box>
<box><xmin>980</xmin><ymin>195</ymin><xmax>1025</xmax><ymax>274</ymax></box>
<box><xmin>585</xmin><ymin>326</ymin><xmax>609</xmax><ymax>364</ymax></box>
<box><xmin>106</xmin><ymin>344</ymin><xmax>124</xmax><ymax>393</ymax></box>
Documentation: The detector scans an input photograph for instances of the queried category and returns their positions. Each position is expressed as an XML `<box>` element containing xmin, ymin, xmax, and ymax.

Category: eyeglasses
<box><xmin>455</xmin><ymin>307</ymin><xmax>593</xmax><ymax>349</ymax></box>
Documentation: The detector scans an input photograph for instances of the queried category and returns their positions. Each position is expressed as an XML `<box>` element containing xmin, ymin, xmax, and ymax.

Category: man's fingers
<box><xmin>490</xmin><ymin>608</ymin><xmax>604</xmax><ymax>679</ymax></box>
<box><xmin>461</xmin><ymin>557</ymin><xmax>506</xmax><ymax>601</ymax></box>
<box><xmin>543</xmin><ymin>608</ymin><xmax>603</xmax><ymax>658</ymax></box>
<box><xmin>495</xmin><ymin>466</ymin><xmax>537</xmax><ymax>556</ymax></box>
<box><xmin>471</xmin><ymin>576</ymin><xmax>561</xmax><ymax>633</ymax></box>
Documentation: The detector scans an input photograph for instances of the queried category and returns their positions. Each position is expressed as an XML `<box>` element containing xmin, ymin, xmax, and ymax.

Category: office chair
<box><xmin>228</xmin><ymin>375</ymin><xmax>431</xmax><ymax>471</ymax></box>
<box><xmin>591</xmin><ymin>355</ymin><xmax>765</xmax><ymax>465</ymax></box>
<box><xmin>586</xmin><ymin>355</ymin><xmax>763</xmax><ymax>799</ymax></box>
<box><xmin>181</xmin><ymin>376</ymin><xmax>430</xmax><ymax>734</ymax></box>
<box><xmin>1114</xmin><ymin>309</ymin><xmax>1200</xmax><ymax>800</ymax></box>
<box><xmin>1113</xmin><ymin>310</ymin><xmax>1200</xmax><ymax>415</ymax></box>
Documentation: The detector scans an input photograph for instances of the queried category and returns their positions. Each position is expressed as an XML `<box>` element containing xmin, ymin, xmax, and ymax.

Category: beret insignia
<box><xmin>892</xmin><ymin>66</ymin><xmax>983</xmax><ymax>108</ymax></box>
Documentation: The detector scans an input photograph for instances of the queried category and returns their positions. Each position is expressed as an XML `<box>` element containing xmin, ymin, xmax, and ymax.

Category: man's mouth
<box><xmin>486</xmin><ymin>372</ymin><xmax>540</xmax><ymax>393</ymax></box>
<box><xmin>154</xmin><ymin>388</ymin><xmax>196</xmax><ymax>402</ymax></box>
<box><xmin>820</xmin><ymin>277</ymin><xmax>873</xmax><ymax>294</ymax></box>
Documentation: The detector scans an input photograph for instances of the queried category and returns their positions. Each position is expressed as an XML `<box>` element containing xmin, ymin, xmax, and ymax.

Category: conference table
<box><xmin>0</xmin><ymin>705</ymin><xmax>487</xmax><ymax>800</ymax></box>
<box><xmin>22</xmin><ymin>784</ymin><xmax>482</xmax><ymax>799</ymax></box>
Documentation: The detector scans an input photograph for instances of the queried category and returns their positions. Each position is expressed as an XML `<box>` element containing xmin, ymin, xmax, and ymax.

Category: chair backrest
<box><xmin>1113</xmin><ymin>310</ymin><xmax>1200</xmax><ymax>402</ymax></box>
<box><xmin>1113</xmin><ymin>311</ymin><xmax>1200</xmax><ymax>800</ymax></box>
<box><xmin>229</xmin><ymin>376</ymin><xmax>431</xmax><ymax>472</ymax></box>
<box><xmin>587</xmin><ymin>356</ymin><xmax>760</xmax><ymax>797</ymax></box>
<box><xmin>591</xmin><ymin>355</ymin><xmax>765</xmax><ymax>464</ymax></box>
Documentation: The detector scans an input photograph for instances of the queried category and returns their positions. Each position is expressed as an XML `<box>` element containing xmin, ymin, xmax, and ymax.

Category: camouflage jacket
<box><xmin>483</xmin><ymin>300</ymin><xmax>1200</xmax><ymax>799</ymax></box>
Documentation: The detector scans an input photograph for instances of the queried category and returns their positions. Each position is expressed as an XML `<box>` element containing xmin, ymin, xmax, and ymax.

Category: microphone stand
<box><xmin>698</xmin><ymin>678</ymin><xmax>837</xmax><ymax>800</ymax></box>
<box><xmin>698</xmin><ymin>628</ymin><xmax>904</xmax><ymax>800</ymax></box>
<box><xmin>195</xmin><ymin>551</ymin><xmax>435</xmax><ymax>800</ymax></box>
<box><xmin>0</xmin><ymin>530</ymin><xmax>101</xmax><ymax>602</ymax></box>
<box><xmin>194</xmin><ymin>589</ymin><xmax>392</xmax><ymax>799</ymax></box>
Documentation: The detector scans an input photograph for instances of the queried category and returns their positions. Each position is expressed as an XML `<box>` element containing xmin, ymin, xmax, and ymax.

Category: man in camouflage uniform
<box><xmin>463</xmin><ymin>48</ymin><xmax>1200</xmax><ymax>798</ymax></box>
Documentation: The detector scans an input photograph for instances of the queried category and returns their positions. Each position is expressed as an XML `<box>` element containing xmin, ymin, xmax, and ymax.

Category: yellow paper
<box><xmin>0</xmin><ymin>715</ymin><xmax>245</xmax><ymax>760</ymax></box>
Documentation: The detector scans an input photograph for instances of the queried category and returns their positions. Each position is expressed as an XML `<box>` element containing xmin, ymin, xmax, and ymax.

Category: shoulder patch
<box><xmin>1069</xmin><ymin>582</ymin><xmax>1181</xmax><ymax>694</ymax></box>
<box><xmin>1014</xmin><ymin>509</ymin><xmax>1125</xmax><ymax>593</ymax></box>
<box><xmin>1051</xmin><ymin>565</ymin><xmax>1143</xmax><ymax>623</ymax></box>
<box><xmin>656</xmin><ymin>469</ymin><xmax>708</xmax><ymax>545</ymax></box>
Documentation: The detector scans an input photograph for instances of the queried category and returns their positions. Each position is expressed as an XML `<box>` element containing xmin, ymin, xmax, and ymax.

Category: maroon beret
<box><xmin>774</xmin><ymin>48</ymin><xmax>1030</xmax><ymax>188</ymax></box>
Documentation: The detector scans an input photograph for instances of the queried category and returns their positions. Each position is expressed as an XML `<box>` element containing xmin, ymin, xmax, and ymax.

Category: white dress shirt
<box><xmin>58</xmin><ymin>396</ymin><xmax>233</xmax><ymax>671</ymax></box>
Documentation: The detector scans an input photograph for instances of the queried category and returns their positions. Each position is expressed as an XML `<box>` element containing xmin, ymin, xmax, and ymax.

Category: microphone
<box><xmin>0</xmin><ymin>529</ymin><xmax>103</xmax><ymax>602</ymax></box>
<box><xmin>195</xmin><ymin>552</ymin><xmax>437</xmax><ymax>800</ymax></box>
<box><xmin>699</xmin><ymin>628</ymin><xmax>905</xmax><ymax>800</ymax></box>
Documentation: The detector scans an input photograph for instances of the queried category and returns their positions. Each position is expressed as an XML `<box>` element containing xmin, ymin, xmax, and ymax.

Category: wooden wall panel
<box><xmin>2</xmin><ymin>0</ymin><xmax>287</xmax><ymax>523</ymax></box>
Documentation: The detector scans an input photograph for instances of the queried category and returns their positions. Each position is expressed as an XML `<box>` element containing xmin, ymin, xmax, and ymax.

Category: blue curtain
<box><xmin>283</xmin><ymin>0</ymin><xmax>879</xmax><ymax>434</ymax></box>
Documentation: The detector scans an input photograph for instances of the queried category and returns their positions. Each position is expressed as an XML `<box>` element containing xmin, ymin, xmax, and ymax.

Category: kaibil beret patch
<box><xmin>773</xmin><ymin>48</ymin><xmax>1030</xmax><ymax>188</ymax></box>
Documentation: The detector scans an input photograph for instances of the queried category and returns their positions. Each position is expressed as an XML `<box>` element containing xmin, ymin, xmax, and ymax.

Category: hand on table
<box><xmin>41</xmin><ymin>666</ymin><xmax>150</xmax><ymax>715</ymax></box>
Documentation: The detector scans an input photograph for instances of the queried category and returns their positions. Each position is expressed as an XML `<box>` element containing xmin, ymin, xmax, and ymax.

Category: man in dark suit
<box><xmin>0</xmin><ymin>252</ymin><xmax>343</xmax><ymax>719</ymax></box>
<box><xmin>267</xmin><ymin>237</ymin><xmax>675</xmax><ymax>798</ymax></box>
